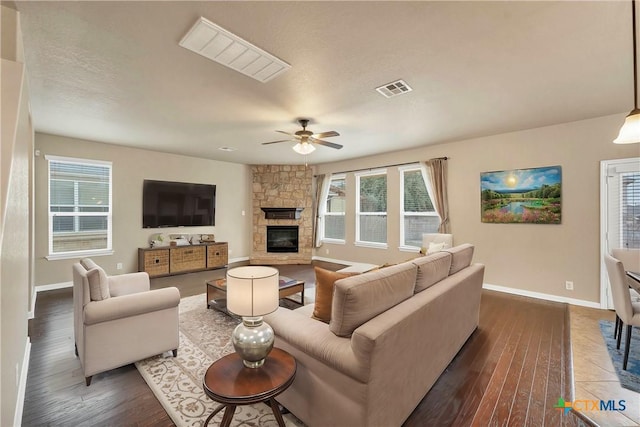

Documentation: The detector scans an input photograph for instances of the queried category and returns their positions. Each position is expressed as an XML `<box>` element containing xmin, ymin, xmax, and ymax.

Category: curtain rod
<box><xmin>315</xmin><ymin>156</ymin><xmax>448</xmax><ymax>177</ymax></box>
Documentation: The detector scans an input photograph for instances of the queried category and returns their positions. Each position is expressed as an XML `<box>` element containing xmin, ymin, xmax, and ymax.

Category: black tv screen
<box><xmin>143</xmin><ymin>180</ymin><xmax>216</xmax><ymax>228</ymax></box>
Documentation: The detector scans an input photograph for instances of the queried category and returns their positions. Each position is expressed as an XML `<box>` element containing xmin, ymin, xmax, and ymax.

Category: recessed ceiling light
<box><xmin>375</xmin><ymin>79</ymin><xmax>413</xmax><ymax>98</ymax></box>
<box><xmin>179</xmin><ymin>17</ymin><xmax>291</xmax><ymax>83</ymax></box>
<box><xmin>218</xmin><ymin>147</ymin><xmax>237</xmax><ymax>152</ymax></box>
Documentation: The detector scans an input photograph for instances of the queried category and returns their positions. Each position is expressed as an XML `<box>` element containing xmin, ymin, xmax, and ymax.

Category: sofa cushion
<box><xmin>86</xmin><ymin>266</ymin><xmax>110</xmax><ymax>301</ymax></box>
<box><xmin>330</xmin><ymin>262</ymin><xmax>417</xmax><ymax>337</ymax></box>
<box><xmin>312</xmin><ymin>267</ymin><xmax>356</xmax><ymax>323</ymax></box>
<box><xmin>445</xmin><ymin>244</ymin><xmax>475</xmax><ymax>275</ymax></box>
<box><xmin>412</xmin><ymin>251</ymin><xmax>452</xmax><ymax>293</ymax></box>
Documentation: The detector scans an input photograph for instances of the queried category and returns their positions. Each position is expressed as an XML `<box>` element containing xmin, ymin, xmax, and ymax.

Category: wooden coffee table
<box><xmin>206</xmin><ymin>276</ymin><xmax>305</xmax><ymax>311</ymax></box>
<box><xmin>202</xmin><ymin>348</ymin><xmax>296</xmax><ymax>427</ymax></box>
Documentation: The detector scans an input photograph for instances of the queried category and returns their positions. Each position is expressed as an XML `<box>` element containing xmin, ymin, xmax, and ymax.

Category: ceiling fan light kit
<box><xmin>614</xmin><ymin>0</ymin><xmax>640</xmax><ymax>144</ymax></box>
<box><xmin>292</xmin><ymin>141</ymin><xmax>316</xmax><ymax>155</ymax></box>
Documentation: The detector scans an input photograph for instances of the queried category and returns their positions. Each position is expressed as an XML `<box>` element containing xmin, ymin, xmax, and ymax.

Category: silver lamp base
<box><xmin>232</xmin><ymin>316</ymin><xmax>275</xmax><ymax>368</ymax></box>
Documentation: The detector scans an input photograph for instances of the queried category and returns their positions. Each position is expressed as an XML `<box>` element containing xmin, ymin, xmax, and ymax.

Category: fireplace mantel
<box><xmin>261</xmin><ymin>207</ymin><xmax>304</xmax><ymax>220</ymax></box>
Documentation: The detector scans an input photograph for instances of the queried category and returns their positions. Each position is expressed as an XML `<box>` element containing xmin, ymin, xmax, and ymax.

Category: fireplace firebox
<box><xmin>266</xmin><ymin>226</ymin><xmax>299</xmax><ymax>253</ymax></box>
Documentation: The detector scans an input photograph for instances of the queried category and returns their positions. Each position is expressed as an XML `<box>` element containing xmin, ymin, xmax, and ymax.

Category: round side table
<box><xmin>203</xmin><ymin>348</ymin><xmax>297</xmax><ymax>427</ymax></box>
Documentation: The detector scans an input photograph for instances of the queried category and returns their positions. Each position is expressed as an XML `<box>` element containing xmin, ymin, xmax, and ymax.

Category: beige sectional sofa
<box><xmin>265</xmin><ymin>244</ymin><xmax>484</xmax><ymax>427</ymax></box>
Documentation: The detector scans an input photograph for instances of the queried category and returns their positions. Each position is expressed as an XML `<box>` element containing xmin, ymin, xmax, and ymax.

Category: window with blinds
<box><xmin>356</xmin><ymin>170</ymin><xmax>387</xmax><ymax>246</ymax></box>
<box><xmin>620</xmin><ymin>171</ymin><xmax>640</xmax><ymax>248</ymax></box>
<box><xmin>47</xmin><ymin>156</ymin><xmax>113</xmax><ymax>257</ymax></box>
<box><xmin>400</xmin><ymin>167</ymin><xmax>439</xmax><ymax>248</ymax></box>
<box><xmin>606</xmin><ymin>160</ymin><xmax>640</xmax><ymax>251</ymax></box>
<box><xmin>323</xmin><ymin>175</ymin><xmax>346</xmax><ymax>241</ymax></box>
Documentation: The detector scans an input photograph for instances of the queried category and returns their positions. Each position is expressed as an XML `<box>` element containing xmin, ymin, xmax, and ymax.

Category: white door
<box><xmin>600</xmin><ymin>157</ymin><xmax>640</xmax><ymax>309</ymax></box>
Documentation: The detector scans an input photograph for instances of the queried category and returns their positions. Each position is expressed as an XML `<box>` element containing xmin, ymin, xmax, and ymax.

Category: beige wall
<box><xmin>1</xmin><ymin>5</ymin><xmax>33</xmax><ymax>426</ymax></box>
<box><xmin>34</xmin><ymin>133</ymin><xmax>253</xmax><ymax>285</ymax></box>
<box><xmin>315</xmin><ymin>113</ymin><xmax>639</xmax><ymax>304</ymax></box>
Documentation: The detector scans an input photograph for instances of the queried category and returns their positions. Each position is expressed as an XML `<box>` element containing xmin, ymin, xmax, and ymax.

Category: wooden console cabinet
<box><xmin>138</xmin><ymin>242</ymin><xmax>228</xmax><ymax>278</ymax></box>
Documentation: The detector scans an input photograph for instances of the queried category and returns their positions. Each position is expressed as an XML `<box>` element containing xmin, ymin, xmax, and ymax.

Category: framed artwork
<box><xmin>481</xmin><ymin>165</ymin><xmax>561</xmax><ymax>224</ymax></box>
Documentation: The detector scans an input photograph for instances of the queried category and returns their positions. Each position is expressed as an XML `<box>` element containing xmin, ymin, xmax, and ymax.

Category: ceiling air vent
<box><xmin>179</xmin><ymin>17</ymin><xmax>291</xmax><ymax>83</ymax></box>
<box><xmin>375</xmin><ymin>79</ymin><xmax>413</xmax><ymax>98</ymax></box>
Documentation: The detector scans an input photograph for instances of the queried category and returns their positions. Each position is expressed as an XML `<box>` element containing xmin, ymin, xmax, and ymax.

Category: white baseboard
<box><xmin>483</xmin><ymin>283</ymin><xmax>601</xmax><ymax>309</ymax></box>
<box><xmin>14</xmin><ymin>337</ymin><xmax>31</xmax><ymax>427</ymax></box>
<box><xmin>35</xmin><ymin>281</ymin><xmax>72</xmax><ymax>293</ymax></box>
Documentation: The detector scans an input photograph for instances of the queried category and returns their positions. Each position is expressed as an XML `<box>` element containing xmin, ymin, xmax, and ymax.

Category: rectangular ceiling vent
<box><xmin>179</xmin><ymin>17</ymin><xmax>291</xmax><ymax>83</ymax></box>
<box><xmin>375</xmin><ymin>79</ymin><xmax>413</xmax><ymax>98</ymax></box>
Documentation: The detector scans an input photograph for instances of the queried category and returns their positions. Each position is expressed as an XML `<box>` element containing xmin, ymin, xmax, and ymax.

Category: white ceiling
<box><xmin>15</xmin><ymin>1</ymin><xmax>635</xmax><ymax>165</ymax></box>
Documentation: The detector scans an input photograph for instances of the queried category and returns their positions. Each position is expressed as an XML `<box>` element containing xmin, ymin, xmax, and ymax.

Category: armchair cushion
<box><xmin>86</xmin><ymin>267</ymin><xmax>110</xmax><ymax>301</ymax></box>
<box><xmin>83</xmin><ymin>287</ymin><xmax>180</xmax><ymax>325</ymax></box>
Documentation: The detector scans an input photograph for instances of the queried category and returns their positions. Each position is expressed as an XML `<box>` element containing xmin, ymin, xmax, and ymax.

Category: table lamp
<box><xmin>226</xmin><ymin>266</ymin><xmax>279</xmax><ymax>368</ymax></box>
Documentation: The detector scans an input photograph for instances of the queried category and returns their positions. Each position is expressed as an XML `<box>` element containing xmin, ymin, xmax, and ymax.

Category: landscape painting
<box><xmin>481</xmin><ymin>166</ymin><xmax>561</xmax><ymax>224</ymax></box>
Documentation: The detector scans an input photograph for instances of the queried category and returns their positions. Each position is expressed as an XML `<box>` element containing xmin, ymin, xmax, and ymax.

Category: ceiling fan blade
<box><xmin>262</xmin><ymin>139</ymin><xmax>293</xmax><ymax>145</ymax></box>
<box><xmin>311</xmin><ymin>137</ymin><xmax>343</xmax><ymax>150</ymax></box>
<box><xmin>276</xmin><ymin>130</ymin><xmax>297</xmax><ymax>137</ymax></box>
<box><xmin>312</xmin><ymin>131</ymin><xmax>340</xmax><ymax>139</ymax></box>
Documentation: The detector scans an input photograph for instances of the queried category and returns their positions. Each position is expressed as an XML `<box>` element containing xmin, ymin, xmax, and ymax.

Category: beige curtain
<box><xmin>312</xmin><ymin>174</ymin><xmax>327</xmax><ymax>248</ymax></box>
<box><xmin>422</xmin><ymin>158</ymin><xmax>450</xmax><ymax>233</ymax></box>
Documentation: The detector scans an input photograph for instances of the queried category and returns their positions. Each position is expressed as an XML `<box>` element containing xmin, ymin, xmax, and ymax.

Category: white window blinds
<box><xmin>47</xmin><ymin>156</ymin><xmax>113</xmax><ymax>256</ymax></box>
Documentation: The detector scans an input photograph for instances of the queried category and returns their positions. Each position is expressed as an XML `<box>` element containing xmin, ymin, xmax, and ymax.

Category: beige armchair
<box><xmin>72</xmin><ymin>258</ymin><xmax>180</xmax><ymax>385</ymax></box>
<box><xmin>422</xmin><ymin>233</ymin><xmax>453</xmax><ymax>253</ymax></box>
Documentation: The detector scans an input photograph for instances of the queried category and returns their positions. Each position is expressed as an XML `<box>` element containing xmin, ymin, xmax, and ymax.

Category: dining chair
<box><xmin>604</xmin><ymin>253</ymin><xmax>640</xmax><ymax>370</ymax></box>
<box><xmin>611</xmin><ymin>248</ymin><xmax>640</xmax><ymax>340</ymax></box>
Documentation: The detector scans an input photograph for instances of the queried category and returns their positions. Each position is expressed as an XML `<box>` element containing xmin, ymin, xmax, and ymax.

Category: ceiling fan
<box><xmin>262</xmin><ymin>119</ymin><xmax>342</xmax><ymax>154</ymax></box>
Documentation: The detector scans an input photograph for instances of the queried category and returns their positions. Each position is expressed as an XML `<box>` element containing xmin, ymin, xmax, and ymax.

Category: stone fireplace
<box><xmin>266</xmin><ymin>226</ymin><xmax>299</xmax><ymax>253</ymax></box>
<box><xmin>250</xmin><ymin>165</ymin><xmax>313</xmax><ymax>265</ymax></box>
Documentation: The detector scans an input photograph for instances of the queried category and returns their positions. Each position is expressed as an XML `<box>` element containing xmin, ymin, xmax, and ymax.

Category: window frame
<box><xmin>46</xmin><ymin>155</ymin><xmax>114</xmax><ymax>260</ymax></box>
<box><xmin>322</xmin><ymin>173</ymin><xmax>347</xmax><ymax>244</ymax></box>
<box><xmin>355</xmin><ymin>169</ymin><xmax>388</xmax><ymax>249</ymax></box>
<box><xmin>399</xmin><ymin>165</ymin><xmax>440</xmax><ymax>252</ymax></box>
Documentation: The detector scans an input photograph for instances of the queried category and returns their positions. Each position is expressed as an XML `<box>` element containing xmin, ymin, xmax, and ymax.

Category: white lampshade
<box><xmin>613</xmin><ymin>109</ymin><xmax>640</xmax><ymax>144</ymax></box>
<box><xmin>292</xmin><ymin>141</ymin><xmax>316</xmax><ymax>155</ymax></box>
<box><xmin>226</xmin><ymin>266</ymin><xmax>279</xmax><ymax>317</ymax></box>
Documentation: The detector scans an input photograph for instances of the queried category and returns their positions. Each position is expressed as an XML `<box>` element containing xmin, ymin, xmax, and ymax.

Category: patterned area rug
<box><xmin>598</xmin><ymin>320</ymin><xmax>640</xmax><ymax>394</ymax></box>
<box><xmin>136</xmin><ymin>294</ymin><xmax>303</xmax><ymax>427</ymax></box>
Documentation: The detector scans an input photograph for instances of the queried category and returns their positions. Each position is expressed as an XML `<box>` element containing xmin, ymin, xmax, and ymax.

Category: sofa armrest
<box><xmin>84</xmin><ymin>287</ymin><xmax>180</xmax><ymax>325</ymax></box>
<box><xmin>265</xmin><ymin>307</ymin><xmax>368</xmax><ymax>382</ymax></box>
<box><xmin>108</xmin><ymin>272</ymin><xmax>150</xmax><ymax>297</ymax></box>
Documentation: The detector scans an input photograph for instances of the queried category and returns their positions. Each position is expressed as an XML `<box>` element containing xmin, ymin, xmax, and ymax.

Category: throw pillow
<box><xmin>312</xmin><ymin>267</ymin><xmax>355</xmax><ymax>323</ymax></box>
<box><xmin>427</xmin><ymin>241</ymin><xmax>445</xmax><ymax>255</ymax></box>
<box><xmin>86</xmin><ymin>266</ymin><xmax>111</xmax><ymax>301</ymax></box>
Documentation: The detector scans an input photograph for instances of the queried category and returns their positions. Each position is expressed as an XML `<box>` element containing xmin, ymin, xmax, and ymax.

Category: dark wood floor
<box><xmin>23</xmin><ymin>263</ymin><xmax>582</xmax><ymax>426</ymax></box>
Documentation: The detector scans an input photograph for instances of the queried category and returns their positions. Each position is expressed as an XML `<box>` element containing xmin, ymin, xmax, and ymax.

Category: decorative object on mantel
<box><xmin>480</xmin><ymin>165</ymin><xmax>562</xmax><ymax>224</ymax></box>
<box><xmin>261</xmin><ymin>207</ymin><xmax>304</xmax><ymax>220</ymax></box>
<box><xmin>614</xmin><ymin>0</ymin><xmax>640</xmax><ymax>144</ymax></box>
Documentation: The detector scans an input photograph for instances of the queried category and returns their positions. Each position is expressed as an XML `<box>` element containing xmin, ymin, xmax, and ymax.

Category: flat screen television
<box><xmin>143</xmin><ymin>180</ymin><xmax>216</xmax><ymax>228</ymax></box>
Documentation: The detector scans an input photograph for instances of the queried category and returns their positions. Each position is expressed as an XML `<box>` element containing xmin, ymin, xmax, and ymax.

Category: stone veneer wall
<box><xmin>251</xmin><ymin>165</ymin><xmax>313</xmax><ymax>264</ymax></box>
